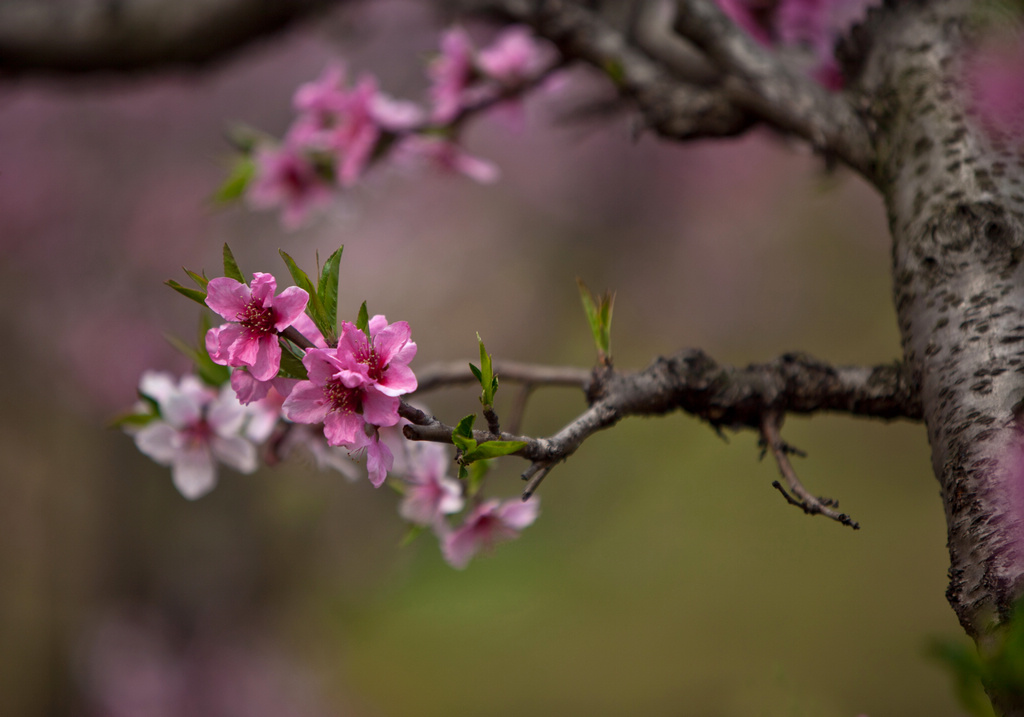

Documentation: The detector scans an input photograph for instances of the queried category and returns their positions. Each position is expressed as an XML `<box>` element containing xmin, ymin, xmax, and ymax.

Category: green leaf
<box><xmin>184</xmin><ymin>269</ymin><xmax>209</xmax><ymax>290</ymax></box>
<box><xmin>929</xmin><ymin>639</ymin><xmax>995</xmax><ymax>717</ymax></box>
<box><xmin>463</xmin><ymin>440</ymin><xmax>528</xmax><ymax>462</ymax></box>
<box><xmin>465</xmin><ymin>458</ymin><xmax>491</xmax><ymax>497</ymax></box>
<box><xmin>472</xmin><ymin>333</ymin><xmax>498</xmax><ymax>407</ymax></box>
<box><xmin>317</xmin><ymin>246</ymin><xmax>344</xmax><ymax>340</ymax></box>
<box><xmin>452</xmin><ymin>414</ymin><xmax>478</xmax><ymax>454</ymax></box>
<box><xmin>277</xmin><ymin>342</ymin><xmax>309</xmax><ymax>380</ymax></box>
<box><xmin>222</xmin><ymin>243</ymin><xmax>245</xmax><ymax>283</ymax></box>
<box><xmin>224</xmin><ymin>123</ymin><xmax>271</xmax><ymax>153</ymax></box>
<box><xmin>577</xmin><ymin>278</ymin><xmax>615</xmax><ymax>363</ymax></box>
<box><xmin>166</xmin><ymin>279</ymin><xmax>208</xmax><ymax>306</ymax></box>
<box><xmin>356</xmin><ymin>301</ymin><xmax>370</xmax><ymax>338</ymax></box>
<box><xmin>279</xmin><ymin>250</ymin><xmax>331</xmax><ymax>340</ymax></box>
<box><xmin>109</xmin><ymin>412</ymin><xmax>157</xmax><ymax>430</ymax></box>
<box><xmin>399</xmin><ymin>524</ymin><xmax>426</xmax><ymax>547</ymax></box>
<box><xmin>166</xmin><ymin>332</ymin><xmax>230</xmax><ymax>387</ymax></box>
<box><xmin>213</xmin><ymin>155</ymin><xmax>255</xmax><ymax>204</ymax></box>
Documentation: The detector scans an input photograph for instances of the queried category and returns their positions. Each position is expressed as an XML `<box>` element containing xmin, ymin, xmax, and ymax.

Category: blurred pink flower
<box><xmin>292</xmin><ymin>61</ymin><xmax>349</xmax><ymax>128</ymax></box>
<box><xmin>477</xmin><ymin>26</ymin><xmax>555</xmax><ymax>85</ymax></box>
<box><xmin>247</xmin><ymin>137</ymin><xmax>334</xmax><ymax>229</ymax></box>
<box><xmin>350</xmin><ymin>428</ymin><xmax>395</xmax><ymax>488</ymax></box>
<box><xmin>395</xmin><ymin>135</ymin><xmax>500</xmax><ymax>184</ymax></box>
<box><xmin>396</xmin><ymin>439</ymin><xmax>463</xmax><ymax>527</ymax></box>
<box><xmin>442</xmin><ymin>498</ymin><xmax>539</xmax><ymax>569</ymax></box>
<box><xmin>205</xmin><ymin>273</ymin><xmax>309</xmax><ymax>382</ymax></box>
<box><xmin>429</xmin><ymin>26</ymin><xmax>477</xmax><ymax>122</ymax></box>
<box><xmin>130</xmin><ymin>373</ymin><xmax>257</xmax><ymax>499</ymax></box>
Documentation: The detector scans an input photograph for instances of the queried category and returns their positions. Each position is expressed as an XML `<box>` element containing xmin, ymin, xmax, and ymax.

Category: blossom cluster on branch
<box><xmin>120</xmin><ymin>245</ymin><xmax>538</xmax><ymax>569</ymax></box>
<box><xmin>222</xmin><ymin>24</ymin><xmax>559</xmax><ymax>228</ymax></box>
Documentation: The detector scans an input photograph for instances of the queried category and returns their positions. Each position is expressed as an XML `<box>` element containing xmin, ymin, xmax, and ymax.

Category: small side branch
<box><xmin>760</xmin><ymin>411</ymin><xmax>860</xmax><ymax>529</ymax></box>
<box><xmin>414</xmin><ymin>360</ymin><xmax>592</xmax><ymax>393</ymax></box>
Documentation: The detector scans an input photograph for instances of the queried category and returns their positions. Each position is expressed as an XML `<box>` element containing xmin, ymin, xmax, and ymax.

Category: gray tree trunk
<box><xmin>855</xmin><ymin>0</ymin><xmax>1024</xmax><ymax>711</ymax></box>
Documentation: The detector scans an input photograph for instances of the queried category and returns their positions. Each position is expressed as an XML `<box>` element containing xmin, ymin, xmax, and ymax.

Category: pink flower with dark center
<box><xmin>130</xmin><ymin>373</ymin><xmax>258</xmax><ymax>499</ymax></box>
<box><xmin>429</xmin><ymin>26</ymin><xmax>478</xmax><ymax>123</ymax></box>
<box><xmin>226</xmin><ymin>312</ymin><xmax>324</xmax><ymax>405</ymax></box>
<box><xmin>205</xmin><ymin>272</ymin><xmax>309</xmax><ymax>382</ymax></box>
<box><xmin>442</xmin><ymin>498</ymin><xmax>539</xmax><ymax>569</ymax></box>
<box><xmin>247</xmin><ymin>138</ymin><xmax>334</xmax><ymax>229</ymax></box>
<box><xmin>280</xmin><ymin>346</ymin><xmax>401</xmax><ymax>448</ymax></box>
<box><xmin>335</xmin><ymin>315</ymin><xmax>418</xmax><ymax>397</ymax></box>
<box><xmin>477</xmin><ymin>26</ymin><xmax>555</xmax><ymax>85</ymax></box>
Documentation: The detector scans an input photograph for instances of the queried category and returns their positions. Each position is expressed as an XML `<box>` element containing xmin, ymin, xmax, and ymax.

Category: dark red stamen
<box><xmin>237</xmin><ymin>297</ymin><xmax>275</xmax><ymax>337</ymax></box>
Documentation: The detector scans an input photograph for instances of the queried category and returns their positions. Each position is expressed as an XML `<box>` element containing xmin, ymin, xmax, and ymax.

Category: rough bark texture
<box><xmin>850</xmin><ymin>0</ymin><xmax>1024</xmax><ymax>699</ymax></box>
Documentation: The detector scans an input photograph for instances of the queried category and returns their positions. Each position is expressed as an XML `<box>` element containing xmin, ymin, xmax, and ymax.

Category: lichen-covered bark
<box><xmin>854</xmin><ymin>0</ymin><xmax>1024</xmax><ymax>664</ymax></box>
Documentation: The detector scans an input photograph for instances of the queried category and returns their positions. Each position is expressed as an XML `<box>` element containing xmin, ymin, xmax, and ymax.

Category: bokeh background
<box><xmin>0</xmin><ymin>2</ymin><xmax>965</xmax><ymax>715</ymax></box>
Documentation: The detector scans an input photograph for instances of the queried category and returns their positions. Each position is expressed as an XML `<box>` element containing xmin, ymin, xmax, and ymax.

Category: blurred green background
<box><xmin>0</xmin><ymin>2</ymin><xmax>964</xmax><ymax>715</ymax></box>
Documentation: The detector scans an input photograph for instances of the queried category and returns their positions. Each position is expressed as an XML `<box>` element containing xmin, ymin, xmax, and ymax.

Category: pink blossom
<box><xmin>325</xmin><ymin>75</ymin><xmax>383</xmax><ymax>187</ymax></box>
<box><xmin>335</xmin><ymin>315</ymin><xmax>418</xmax><ymax>397</ymax></box>
<box><xmin>130</xmin><ymin>372</ymin><xmax>258</xmax><ymax>499</ymax></box>
<box><xmin>398</xmin><ymin>440</ymin><xmax>464</xmax><ymax>527</ymax></box>
<box><xmin>205</xmin><ymin>272</ymin><xmax>309</xmax><ymax>382</ymax></box>
<box><xmin>394</xmin><ymin>135</ymin><xmax>500</xmax><ymax>184</ymax></box>
<box><xmin>477</xmin><ymin>26</ymin><xmax>555</xmax><ymax>85</ymax></box>
<box><xmin>247</xmin><ymin>137</ymin><xmax>334</xmax><ymax>229</ymax></box>
<box><xmin>350</xmin><ymin>428</ymin><xmax>395</xmax><ymax>488</ymax></box>
<box><xmin>227</xmin><ymin>313</ymin><xmax>325</xmax><ymax>404</ymax></box>
<box><xmin>280</xmin><ymin>346</ymin><xmax>402</xmax><ymax>448</ymax></box>
<box><xmin>293</xmin><ymin>62</ymin><xmax>349</xmax><ymax>121</ymax></box>
<box><xmin>429</xmin><ymin>26</ymin><xmax>477</xmax><ymax>123</ymax></box>
<box><xmin>442</xmin><ymin>498</ymin><xmax>539</xmax><ymax>569</ymax></box>
<box><xmin>276</xmin><ymin>424</ymin><xmax>363</xmax><ymax>480</ymax></box>
<box><xmin>370</xmin><ymin>93</ymin><xmax>426</xmax><ymax>132</ymax></box>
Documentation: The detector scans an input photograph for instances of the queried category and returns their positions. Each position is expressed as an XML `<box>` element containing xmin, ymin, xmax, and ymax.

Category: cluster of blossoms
<box><xmin>241</xmin><ymin>25</ymin><xmax>557</xmax><ymax>229</ymax></box>
<box><xmin>125</xmin><ymin>249</ymin><xmax>538</xmax><ymax>568</ymax></box>
<box><xmin>385</xmin><ymin>427</ymin><xmax>539</xmax><ymax>569</ymax></box>
<box><xmin>203</xmin><ymin>270</ymin><xmax>416</xmax><ymax>488</ymax></box>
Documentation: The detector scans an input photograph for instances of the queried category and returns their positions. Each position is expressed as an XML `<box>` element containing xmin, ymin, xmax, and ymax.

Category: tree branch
<box><xmin>465</xmin><ymin>0</ymin><xmax>755</xmax><ymax>139</ymax></box>
<box><xmin>403</xmin><ymin>350</ymin><xmax>921</xmax><ymax>501</ymax></box>
<box><xmin>670</xmin><ymin>0</ymin><xmax>875</xmax><ymax>177</ymax></box>
<box><xmin>0</xmin><ymin>0</ymin><xmax>344</xmax><ymax>75</ymax></box>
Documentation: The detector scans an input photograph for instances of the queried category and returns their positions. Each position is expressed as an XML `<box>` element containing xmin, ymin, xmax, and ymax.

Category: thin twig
<box><xmin>414</xmin><ymin>360</ymin><xmax>592</xmax><ymax>392</ymax></box>
<box><xmin>522</xmin><ymin>463</ymin><xmax>554</xmax><ymax>500</ymax></box>
<box><xmin>759</xmin><ymin>411</ymin><xmax>859</xmax><ymax>529</ymax></box>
